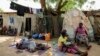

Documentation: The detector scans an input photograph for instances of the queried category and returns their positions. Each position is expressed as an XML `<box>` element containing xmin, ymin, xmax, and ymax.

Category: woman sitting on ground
<box><xmin>58</xmin><ymin>30</ymin><xmax>88</xmax><ymax>56</ymax></box>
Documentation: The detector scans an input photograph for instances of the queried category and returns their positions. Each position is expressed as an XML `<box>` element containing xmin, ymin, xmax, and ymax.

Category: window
<box><xmin>9</xmin><ymin>17</ymin><xmax>14</xmax><ymax>24</ymax></box>
<box><xmin>8</xmin><ymin>17</ymin><xmax>14</xmax><ymax>26</ymax></box>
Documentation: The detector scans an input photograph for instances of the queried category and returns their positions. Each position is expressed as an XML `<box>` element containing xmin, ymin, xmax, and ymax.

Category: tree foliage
<box><xmin>35</xmin><ymin>0</ymin><xmax>87</xmax><ymax>12</ymax></box>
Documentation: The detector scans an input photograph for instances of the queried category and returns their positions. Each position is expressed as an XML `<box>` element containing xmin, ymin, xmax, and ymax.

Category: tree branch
<box><xmin>40</xmin><ymin>0</ymin><xmax>46</xmax><ymax>9</ymax></box>
<box><xmin>57</xmin><ymin>0</ymin><xmax>63</xmax><ymax>11</ymax></box>
<box><xmin>59</xmin><ymin>0</ymin><xmax>68</xmax><ymax>10</ymax></box>
<box><xmin>56</xmin><ymin>0</ymin><xmax>68</xmax><ymax>14</ymax></box>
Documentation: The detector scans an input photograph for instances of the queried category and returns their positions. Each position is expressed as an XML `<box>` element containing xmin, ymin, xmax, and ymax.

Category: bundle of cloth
<box><xmin>16</xmin><ymin>35</ymin><xmax>50</xmax><ymax>53</ymax></box>
<box><xmin>32</xmin><ymin>32</ymin><xmax>51</xmax><ymax>41</ymax></box>
<box><xmin>32</xmin><ymin>33</ymin><xmax>45</xmax><ymax>40</ymax></box>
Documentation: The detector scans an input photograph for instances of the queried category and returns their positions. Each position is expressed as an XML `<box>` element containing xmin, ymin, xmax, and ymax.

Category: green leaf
<box><xmin>61</xmin><ymin>0</ymin><xmax>76</xmax><ymax>11</ymax></box>
<box><xmin>76</xmin><ymin>0</ymin><xmax>87</xmax><ymax>7</ymax></box>
<box><xmin>37</xmin><ymin>0</ymin><xmax>87</xmax><ymax>12</ymax></box>
<box><xmin>60</xmin><ymin>0</ymin><xmax>87</xmax><ymax>11</ymax></box>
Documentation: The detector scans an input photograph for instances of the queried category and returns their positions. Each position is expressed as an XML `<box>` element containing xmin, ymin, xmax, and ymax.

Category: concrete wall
<box><xmin>0</xmin><ymin>12</ymin><xmax>37</xmax><ymax>35</ymax></box>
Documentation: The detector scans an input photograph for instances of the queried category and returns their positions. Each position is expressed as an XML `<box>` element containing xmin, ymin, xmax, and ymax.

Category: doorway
<box><xmin>25</xmin><ymin>18</ymin><xmax>31</xmax><ymax>32</ymax></box>
<box><xmin>0</xmin><ymin>15</ymin><xmax>3</xmax><ymax>27</ymax></box>
<box><xmin>0</xmin><ymin>15</ymin><xmax>3</xmax><ymax>35</ymax></box>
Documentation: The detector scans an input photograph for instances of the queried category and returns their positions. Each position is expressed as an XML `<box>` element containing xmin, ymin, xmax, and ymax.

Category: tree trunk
<box><xmin>40</xmin><ymin>0</ymin><xmax>46</xmax><ymax>9</ymax></box>
<box><xmin>52</xmin><ymin>15</ymin><xmax>63</xmax><ymax>37</ymax></box>
<box><xmin>38</xmin><ymin>0</ymin><xmax>63</xmax><ymax>37</ymax></box>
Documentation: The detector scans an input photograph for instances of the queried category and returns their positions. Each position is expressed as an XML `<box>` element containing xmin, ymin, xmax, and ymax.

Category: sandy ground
<box><xmin>0</xmin><ymin>36</ymin><xmax>51</xmax><ymax>56</ymax></box>
<box><xmin>0</xmin><ymin>36</ymin><xmax>13</xmax><ymax>43</ymax></box>
<box><xmin>0</xmin><ymin>36</ymin><xmax>100</xmax><ymax>56</ymax></box>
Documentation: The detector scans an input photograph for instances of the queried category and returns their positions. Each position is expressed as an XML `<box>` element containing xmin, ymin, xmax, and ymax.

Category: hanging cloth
<box><xmin>17</xmin><ymin>6</ymin><xmax>25</xmax><ymax>16</ymax></box>
<box><xmin>29</xmin><ymin>8</ymin><xmax>34</xmax><ymax>14</ymax></box>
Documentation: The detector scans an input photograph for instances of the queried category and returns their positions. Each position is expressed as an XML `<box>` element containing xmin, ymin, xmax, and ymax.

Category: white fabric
<box><xmin>33</xmin><ymin>9</ymin><xmax>37</xmax><ymax>14</ymax></box>
<box><xmin>65</xmin><ymin>42</ymin><xmax>72</xmax><ymax>45</ymax></box>
<box><xmin>28</xmin><ymin>40</ymin><xmax>36</xmax><ymax>50</ymax></box>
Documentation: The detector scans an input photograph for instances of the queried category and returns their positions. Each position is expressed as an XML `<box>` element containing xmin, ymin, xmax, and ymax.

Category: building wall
<box><xmin>0</xmin><ymin>12</ymin><xmax>37</xmax><ymax>35</ymax></box>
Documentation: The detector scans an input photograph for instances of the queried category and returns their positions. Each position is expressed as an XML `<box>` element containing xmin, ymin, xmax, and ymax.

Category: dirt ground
<box><xmin>0</xmin><ymin>36</ymin><xmax>100</xmax><ymax>56</ymax></box>
<box><xmin>0</xmin><ymin>36</ymin><xmax>51</xmax><ymax>56</ymax></box>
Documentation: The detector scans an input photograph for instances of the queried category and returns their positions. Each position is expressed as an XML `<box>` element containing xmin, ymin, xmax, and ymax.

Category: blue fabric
<box><xmin>32</xmin><ymin>33</ymin><xmax>39</xmax><ymax>39</ymax></box>
<box><xmin>20</xmin><ymin>37</ymin><xmax>30</xmax><ymax>48</ymax></box>
<box><xmin>10</xmin><ymin>17</ymin><xmax>14</xmax><ymax>24</ymax></box>
<box><xmin>38</xmin><ymin>34</ymin><xmax>43</xmax><ymax>39</ymax></box>
<box><xmin>28</xmin><ymin>40</ymin><xmax>36</xmax><ymax>50</ymax></box>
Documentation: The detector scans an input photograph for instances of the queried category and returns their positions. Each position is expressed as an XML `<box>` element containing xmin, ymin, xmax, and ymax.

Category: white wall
<box><xmin>0</xmin><ymin>13</ymin><xmax>37</xmax><ymax>35</ymax></box>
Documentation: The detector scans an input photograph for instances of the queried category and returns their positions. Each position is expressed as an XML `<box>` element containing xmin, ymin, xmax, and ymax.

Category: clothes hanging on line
<box><xmin>10</xmin><ymin>2</ymin><xmax>43</xmax><ymax>16</ymax></box>
<box><xmin>17</xmin><ymin>6</ymin><xmax>25</xmax><ymax>16</ymax></box>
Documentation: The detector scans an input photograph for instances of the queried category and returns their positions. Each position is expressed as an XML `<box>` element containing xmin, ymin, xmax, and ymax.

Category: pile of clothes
<box><xmin>32</xmin><ymin>33</ymin><xmax>45</xmax><ymax>40</ymax></box>
<box><xmin>32</xmin><ymin>32</ymin><xmax>51</xmax><ymax>41</ymax></box>
<box><xmin>16</xmin><ymin>35</ymin><xmax>50</xmax><ymax>52</ymax></box>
